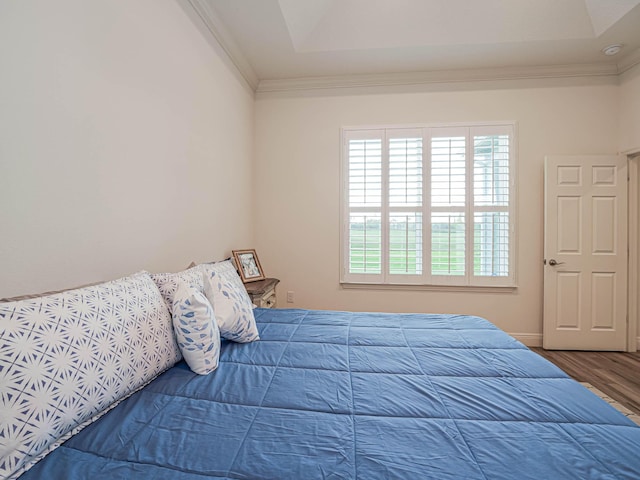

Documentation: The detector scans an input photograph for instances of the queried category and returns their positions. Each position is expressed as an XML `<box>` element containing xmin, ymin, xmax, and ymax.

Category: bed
<box><xmin>15</xmin><ymin>307</ymin><xmax>640</xmax><ymax>480</ymax></box>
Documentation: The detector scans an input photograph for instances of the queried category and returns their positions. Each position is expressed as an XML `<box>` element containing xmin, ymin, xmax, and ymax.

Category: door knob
<box><xmin>548</xmin><ymin>259</ymin><xmax>565</xmax><ymax>266</ymax></box>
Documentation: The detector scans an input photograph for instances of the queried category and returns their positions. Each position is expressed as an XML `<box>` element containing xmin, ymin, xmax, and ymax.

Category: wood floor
<box><xmin>532</xmin><ymin>348</ymin><xmax>640</xmax><ymax>416</ymax></box>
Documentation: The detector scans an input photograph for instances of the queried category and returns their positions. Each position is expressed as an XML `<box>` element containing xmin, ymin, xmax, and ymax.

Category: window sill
<box><xmin>340</xmin><ymin>282</ymin><xmax>518</xmax><ymax>293</ymax></box>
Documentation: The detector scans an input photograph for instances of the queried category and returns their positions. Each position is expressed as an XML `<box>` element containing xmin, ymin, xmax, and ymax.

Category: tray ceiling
<box><xmin>185</xmin><ymin>0</ymin><xmax>640</xmax><ymax>91</ymax></box>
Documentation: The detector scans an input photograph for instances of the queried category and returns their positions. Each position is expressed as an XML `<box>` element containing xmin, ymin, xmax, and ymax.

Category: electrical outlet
<box><xmin>287</xmin><ymin>291</ymin><xmax>294</xmax><ymax>303</ymax></box>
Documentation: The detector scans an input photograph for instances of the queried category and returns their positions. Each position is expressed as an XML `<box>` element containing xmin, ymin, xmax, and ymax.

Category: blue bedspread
<box><xmin>20</xmin><ymin>309</ymin><xmax>640</xmax><ymax>479</ymax></box>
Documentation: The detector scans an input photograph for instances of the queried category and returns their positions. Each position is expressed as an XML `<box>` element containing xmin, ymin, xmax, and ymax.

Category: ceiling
<box><xmin>184</xmin><ymin>0</ymin><xmax>640</xmax><ymax>92</ymax></box>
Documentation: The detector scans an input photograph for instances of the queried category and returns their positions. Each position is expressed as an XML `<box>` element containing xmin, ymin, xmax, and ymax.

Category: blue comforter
<box><xmin>21</xmin><ymin>309</ymin><xmax>640</xmax><ymax>479</ymax></box>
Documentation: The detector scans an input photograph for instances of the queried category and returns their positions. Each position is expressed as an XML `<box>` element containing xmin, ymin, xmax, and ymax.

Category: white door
<box><xmin>543</xmin><ymin>155</ymin><xmax>628</xmax><ymax>350</ymax></box>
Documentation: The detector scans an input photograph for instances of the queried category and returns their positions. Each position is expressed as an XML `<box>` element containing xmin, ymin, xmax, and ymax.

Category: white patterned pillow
<box><xmin>172</xmin><ymin>282</ymin><xmax>220</xmax><ymax>375</ymax></box>
<box><xmin>0</xmin><ymin>272</ymin><xmax>180</xmax><ymax>479</ymax></box>
<box><xmin>151</xmin><ymin>265</ymin><xmax>204</xmax><ymax>308</ymax></box>
<box><xmin>201</xmin><ymin>260</ymin><xmax>260</xmax><ymax>343</ymax></box>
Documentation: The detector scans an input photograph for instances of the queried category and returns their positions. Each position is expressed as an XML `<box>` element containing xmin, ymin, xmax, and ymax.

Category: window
<box><xmin>341</xmin><ymin>123</ymin><xmax>516</xmax><ymax>287</ymax></box>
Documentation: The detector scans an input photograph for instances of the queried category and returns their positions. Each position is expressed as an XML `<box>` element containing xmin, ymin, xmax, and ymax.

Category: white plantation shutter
<box><xmin>389</xmin><ymin>137</ymin><xmax>422</xmax><ymax>207</ymax></box>
<box><xmin>349</xmin><ymin>138</ymin><xmax>382</xmax><ymax>208</ymax></box>
<box><xmin>388</xmin><ymin>131</ymin><xmax>423</xmax><ymax>280</ymax></box>
<box><xmin>342</xmin><ymin>123</ymin><xmax>515</xmax><ymax>287</ymax></box>
<box><xmin>389</xmin><ymin>213</ymin><xmax>423</xmax><ymax>275</ymax></box>
<box><xmin>471</xmin><ymin>126</ymin><xmax>513</xmax><ymax>285</ymax></box>
<box><xmin>429</xmin><ymin>129</ymin><xmax>468</xmax><ymax>283</ymax></box>
<box><xmin>431</xmin><ymin>135</ymin><xmax>466</xmax><ymax>207</ymax></box>
<box><xmin>349</xmin><ymin>213</ymin><xmax>382</xmax><ymax>274</ymax></box>
<box><xmin>474</xmin><ymin>212</ymin><xmax>509</xmax><ymax>277</ymax></box>
<box><xmin>431</xmin><ymin>212</ymin><xmax>465</xmax><ymax>276</ymax></box>
<box><xmin>344</xmin><ymin>131</ymin><xmax>384</xmax><ymax>282</ymax></box>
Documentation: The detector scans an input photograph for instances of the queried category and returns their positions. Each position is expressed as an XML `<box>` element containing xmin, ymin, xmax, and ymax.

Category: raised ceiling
<box><xmin>184</xmin><ymin>0</ymin><xmax>640</xmax><ymax>92</ymax></box>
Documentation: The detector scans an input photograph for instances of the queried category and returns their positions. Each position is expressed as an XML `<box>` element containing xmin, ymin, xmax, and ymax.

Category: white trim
<box><xmin>176</xmin><ymin>0</ymin><xmax>259</xmax><ymax>91</ymax></box>
<box><xmin>629</xmin><ymin>156</ymin><xmax>639</xmax><ymax>352</ymax></box>
<box><xmin>342</xmin><ymin>121</ymin><xmax>518</xmax><ymax>132</ymax></box>
<box><xmin>340</xmin><ymin>282</ymin><xmax>517</xmax><ymax>293</ymax></box>
<box><xmin>617</xmin><ymin>47</ymin><xmax>640</xmax><ymax>74</ymax></box>
<box><xmin>257</xmin><ymin>63</ymin><xmax>618</xmax><ymax>95</ymax></box>
<box><xmin>621</xmin><ymin>147</ymin><xmax>640</xmax><ymax>156</ymax></box>
<box><xmin>510</xmin><ymin>333</ymin><xmax>543</xmax><ymax>348</ymax></box>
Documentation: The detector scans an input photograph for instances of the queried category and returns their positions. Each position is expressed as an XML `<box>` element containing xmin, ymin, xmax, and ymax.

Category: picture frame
<box><xmin>232</xmin><ymin>249</ymin><xmax>265</xmax><ymax>283</ymax></box>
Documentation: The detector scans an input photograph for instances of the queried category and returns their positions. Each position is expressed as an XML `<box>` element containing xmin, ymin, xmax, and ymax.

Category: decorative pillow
<box><xmin>200</xmin><ymin>260</ymin><xmax>260</xmax><ymax>343</ymax></box>
<box><xmin>172</xmin><ymin>282</ymin><xmax>220</xmax><ymax>375</ymax></box>
<box><xmin>0</xmin><ymin>272</ymin><xmax>181</xmax><ymax>479</ymax></box>
<box><xmin>151</xmin><ymin>265</ymin><xmax>204</xmax><ymax>309</ymax></box>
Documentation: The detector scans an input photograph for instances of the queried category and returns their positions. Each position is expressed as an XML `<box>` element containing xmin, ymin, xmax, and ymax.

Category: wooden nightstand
<box><xmin>244</xmin><ymin>278</ymin><xmax>280</xmax><ymax>308</ymax></box>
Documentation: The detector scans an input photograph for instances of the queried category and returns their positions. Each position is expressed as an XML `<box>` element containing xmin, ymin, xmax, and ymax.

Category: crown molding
<box><xmin>177</xmin><ymin>0</ymin><xmax>259</xmax><ymax>92</ymax></box>
<box><xmin>177</xmin><ymin>0</ymin><xmax>638</xmax><ymax>96</ymax></box>
<box><xmin>617</xmin><ymin>47</ymin><xmax>640</xmax><ymax>74</ymax></box>
<box><xmin>256</xmin><ymin>63</ymin><xmax>619</xmax><ymax>96</ymax></box>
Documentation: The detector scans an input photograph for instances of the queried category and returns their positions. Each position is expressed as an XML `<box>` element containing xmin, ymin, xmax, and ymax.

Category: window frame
<box><xmin>340</xmin><ymin>122</ymin><xmax>518</xmax><ymax>289</ymax></box>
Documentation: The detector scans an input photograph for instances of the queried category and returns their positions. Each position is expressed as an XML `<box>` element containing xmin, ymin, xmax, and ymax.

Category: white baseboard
<box><xmin>510</xmin><ymin>333</ymin><xmax>543</xmax><ymax>347</ymax></box>
<box><xmin>508</xmin><ymin>334</ymin><xmax>639</xmax><ymax>351</ymax></box>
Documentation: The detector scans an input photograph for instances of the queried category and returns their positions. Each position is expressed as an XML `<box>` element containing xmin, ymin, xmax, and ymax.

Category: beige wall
<box><xmin>0</xmin><ymin>0</ymin><xmax>255</xmax><ymax>297</ymax></box>
<box><xmin>619</xmin><ymin>63</ymin><xmax>640</xmax><ymax>154</ymax></box>
<box><xmin>1</xmin><ymin>1</ymin><xmax>635</xmax><ymax>341</ymax></box>
<box><xmin>254</xmin><ymin>80</ymin><xmax>620</xmax><ymax>340</ymax></box>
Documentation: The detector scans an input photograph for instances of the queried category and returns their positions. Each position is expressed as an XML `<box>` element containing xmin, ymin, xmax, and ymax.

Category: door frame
<box><xmin>627</xmin><ymin>151</ymin><xmax>640</xmax><ymax>352</ymax></box>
